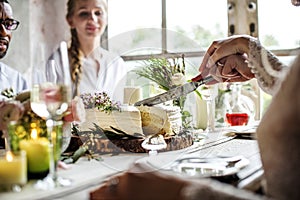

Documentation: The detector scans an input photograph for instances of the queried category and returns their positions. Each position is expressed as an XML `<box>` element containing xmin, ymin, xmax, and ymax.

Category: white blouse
<box><xmin>50</xmin><ymin>46</ymin><xmax>128</xmax><ymax>103</ymax></box>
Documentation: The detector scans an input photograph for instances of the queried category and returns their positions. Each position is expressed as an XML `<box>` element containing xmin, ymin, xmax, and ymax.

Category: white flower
<box><xmin>0</xmin><ymin>100</ymin><xmax>24</xmax><ymax>130</ymax></box>
<box><xmin>171</xmin><ymin>73</ymin><xmax>186</xmax><ymax>86</ymax></box>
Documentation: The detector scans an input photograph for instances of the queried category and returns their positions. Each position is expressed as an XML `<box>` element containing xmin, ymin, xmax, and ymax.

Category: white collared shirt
<box><xmin>0</xmin><ymin>62</ymin><xmax>28</xmax><ymax>100</ymax></box>
<box><xmin>80</xmin><ymin>47</ymin><xmax>127</xmax><ymax>103</ymax></box>
<box><xmin>50</xmin><ymin>46</ymin><xmax>127</xmax><ymax>103</ymax></box>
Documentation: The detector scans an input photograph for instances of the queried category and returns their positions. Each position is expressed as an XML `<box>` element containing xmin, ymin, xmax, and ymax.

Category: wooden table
<box><xmin>0</xmin><ymin>128</ymin><xmax>264</xmax><ymax>200</ymax></box>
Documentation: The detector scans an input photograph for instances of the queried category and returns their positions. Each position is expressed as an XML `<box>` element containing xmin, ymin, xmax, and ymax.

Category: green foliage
<box><xmin>134</xmin><ymin>56</ymin><xmax>194</xmax><ymax>129</ymax></box>
<box><xmin>134</xmin><ymin>56</ymin><xmax>185</xmax><ymax>91</ymax></box>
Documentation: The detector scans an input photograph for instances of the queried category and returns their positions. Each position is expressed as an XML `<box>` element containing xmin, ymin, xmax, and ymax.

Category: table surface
<box><xmin>0</xmin><ymin>127</ymin><xmax>263</xmax><ymax>200</ymax></box>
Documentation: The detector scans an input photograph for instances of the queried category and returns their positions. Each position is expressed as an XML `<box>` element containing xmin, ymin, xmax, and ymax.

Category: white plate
<box><xmin>170</xmin><ymin>155</ymin><xmax>249</xmax><ymax>178</ymax></box>
<box><xmin>225</xmin><ymin>126</ymin><xmax>257</xmax><ymax>139</ymax></box>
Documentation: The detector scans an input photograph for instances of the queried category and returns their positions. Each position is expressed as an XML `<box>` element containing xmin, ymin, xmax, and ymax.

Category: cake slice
<box><xmin>137</xmin><ymin>105</ymin><xmax>182</xmax><ymax>137</ymax></box>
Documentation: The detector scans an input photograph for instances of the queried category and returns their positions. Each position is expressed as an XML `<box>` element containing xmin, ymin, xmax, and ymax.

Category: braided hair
<box><xmin>66</xmin><ymin>0</ymin><xmax>83</xmax><ymax>96</ymax></box>
<box><xmin>66</xmin><ymin>0</ymin><xmax>107</xmax><ymax>96</ymax></box>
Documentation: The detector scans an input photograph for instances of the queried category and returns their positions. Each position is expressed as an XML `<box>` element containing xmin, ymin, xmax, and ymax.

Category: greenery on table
<box><xmin>134</xmin><ymin>55</ymin><xmax>194</xmax><ymax>129</ymax></box>
<box><xmin>134</xmin><ymin>56</ymin><xmax>185</xmax><ymax>91</ymax></box>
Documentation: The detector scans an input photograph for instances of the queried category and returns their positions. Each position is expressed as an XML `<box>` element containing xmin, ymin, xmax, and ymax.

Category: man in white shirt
<box><xmin>0</xmin><ymin>0</ymin><xmax>27</xmax><ymax>100</ymax></box>
<box><xmin>0</xmin><ymin>0</ymin><xmax>27</xmax><ymax>148</ymax></box>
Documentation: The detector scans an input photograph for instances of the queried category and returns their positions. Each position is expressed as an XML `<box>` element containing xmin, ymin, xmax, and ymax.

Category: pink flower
<box><xmin>63</xmin><ymin>96</ymin><xmax>86</xmax><ymax>123</ymax></box>
<box><xmin>42</xmin><ymin>84</ymin><xmax>63</xmax><ymax>104</ymax></box>
<box><xmin>0</xmin><ymin>100</ymin><xmax>25</xmax><ymax>130</ymax></box>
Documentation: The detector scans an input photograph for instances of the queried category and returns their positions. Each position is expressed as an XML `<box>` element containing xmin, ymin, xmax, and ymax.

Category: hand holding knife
<box><xmin>134</xmin><ymin>75</ymin><xmax>214</xmax><ymax>107</ymax></box>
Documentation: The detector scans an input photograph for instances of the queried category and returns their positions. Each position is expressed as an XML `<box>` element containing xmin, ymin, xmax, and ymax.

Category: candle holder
<box><xmin>0</xmin><ymin>150</ymin><xmax>27</xmax><ymax>192</ymax></box>
<box><xmin>8</xmin><ymin>120</ymin><xmax>50</xmax><ymax>180</ymax></box>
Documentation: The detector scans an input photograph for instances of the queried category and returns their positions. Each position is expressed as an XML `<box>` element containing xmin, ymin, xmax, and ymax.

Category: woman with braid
<box><xmin>52</xmin><ymin>0</ymin><xmax>127</xmax><ymax>102</ymax></box>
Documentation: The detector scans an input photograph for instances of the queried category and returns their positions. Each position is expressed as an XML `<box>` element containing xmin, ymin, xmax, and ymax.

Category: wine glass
<box><xmin>30</xmin><ymin>42</ymin><xmax>72</xmax><ymax>189</ymax></box>
<box><xmin>200</xmin><ymin>84</ymin><xmax>218</xmax><ymax>133</ymax></box>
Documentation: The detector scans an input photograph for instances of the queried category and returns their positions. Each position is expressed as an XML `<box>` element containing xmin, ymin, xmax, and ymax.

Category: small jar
<box><xmin>225</xmin><ymin>84</ymin><xmax>253</xmax><ymax>126</ymax></box>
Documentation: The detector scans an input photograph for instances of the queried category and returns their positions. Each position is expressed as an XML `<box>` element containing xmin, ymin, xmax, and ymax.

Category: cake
<box><xmin>137</xmin><ymin>105</ymin><xmax>182</xmax><ymax>137</ymax></box>
<box><xmin>81</xmin><ymin>105</ymin><xmax>182</xmax><ymax>137</ymax></box>
<box><xmin>74</xmin><ymin>104</ymin><xmax>191</xmax><ymax>154</ymax></box>
<box><xmin>80</xmin><ymin>105</ymin><xmax>144</xmax><ymax>137</ymax></box>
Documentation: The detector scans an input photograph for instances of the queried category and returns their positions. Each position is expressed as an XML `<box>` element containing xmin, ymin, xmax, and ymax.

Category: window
<box><xmin>107</xmin><ymin>0</ymin><xmax>229</xmax><ymax>86</ymax></box>
<box><xmin>107</xmin><ymin>0</ymin><xmax>299</xmax><ymax>60</ymax></box>
<box><xmin>107</xmin><ymin>0</ymin><xmax>228</xmax><ymax>59</ymax></box>
<box><xmin>258</xmin><ymin>0</ymin><xmax>300</xmax><ymax>50</ymax></box>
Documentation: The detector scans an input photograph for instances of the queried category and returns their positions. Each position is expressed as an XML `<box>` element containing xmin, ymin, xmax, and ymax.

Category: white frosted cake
<box><xmin>81</xmin><ymin>105</ymin><xmax>182</xmax><ymax>137</ymax></box>
<box><xmin>74</xmin><ymin>104</ymin><xmax>193</xmax><ymax>154</ymax></box>
<box><xmin>82</xmin><ymin>106</ymin><xmax>144</xmax><ymax>136</ymax></box>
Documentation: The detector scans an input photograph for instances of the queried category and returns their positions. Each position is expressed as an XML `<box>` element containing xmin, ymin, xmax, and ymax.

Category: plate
<box><xmin>170</xmin><ymin>155</ymin><xmax>249</xmax><ymax>178</ymax></box>
<box><xmin>225</xmin><ymin>126</ymin><xmax>257</xmax><ymax>139</ymax></box>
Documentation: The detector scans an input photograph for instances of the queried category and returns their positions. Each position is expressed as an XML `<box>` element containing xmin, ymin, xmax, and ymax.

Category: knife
<box><xmin>134</xmin><ymin>76</ymin><xmax>214</xmax><ymax>106</ymax></box>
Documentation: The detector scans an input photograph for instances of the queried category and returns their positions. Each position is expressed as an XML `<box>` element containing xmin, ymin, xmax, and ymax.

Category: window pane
<box><xmin>258</xmin><ymin>0</ymin><xmax>300</xmax><ymax>49</ymax></box>
<box><xmin>107</xmin><ymin>0</ymin><xmax>162</xmax><ymax>55</ymax></box>
<box><xmin>166</xmin><ymin>0</ymin><xmax>228</xmax><ymax>51</ymax></box>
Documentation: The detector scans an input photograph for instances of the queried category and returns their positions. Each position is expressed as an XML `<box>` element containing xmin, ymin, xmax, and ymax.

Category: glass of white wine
<box><xmin>30</xmin><ymin>42</ymin><xmax>72</xmax><ymax>189</ymax></box>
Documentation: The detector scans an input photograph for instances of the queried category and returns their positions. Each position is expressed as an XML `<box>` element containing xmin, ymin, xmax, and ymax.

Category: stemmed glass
<box><xmin>200</xmin><ymin>84</ymin><xmax>218</xmax><ymax>133</ymax></box>
<box><xmin>30</xmin><ymin>42</ymin><xmax>72</xmax><ymax>189</ymax></box>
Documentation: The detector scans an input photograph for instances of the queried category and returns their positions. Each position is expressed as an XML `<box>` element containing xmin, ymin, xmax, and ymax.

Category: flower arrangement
<box><xmin>134</xmin><ymin>55</ymin><xmax>194</xmax><ymax>129</ymax></box>
<box><xmin>134</xmin><ymin>56</ymin><xmax>186</xmax><ymax>91</ymax></box>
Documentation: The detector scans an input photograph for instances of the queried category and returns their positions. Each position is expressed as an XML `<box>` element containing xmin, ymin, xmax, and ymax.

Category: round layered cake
<box><xmin>70</xmin><ymin>104</ymin><xmax>191</xmax><ymax>154</ymax></box>
<box><xmin>137</xmin><ymin>105</ymin><xmax>182</xmax><ymax>137</ymax></box>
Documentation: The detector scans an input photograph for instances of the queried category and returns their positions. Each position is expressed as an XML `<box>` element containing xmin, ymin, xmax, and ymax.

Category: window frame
<box><xmin>103</xmin><ymin>0</ymin><xmax>300</xmax><ymax>61</ymax></box>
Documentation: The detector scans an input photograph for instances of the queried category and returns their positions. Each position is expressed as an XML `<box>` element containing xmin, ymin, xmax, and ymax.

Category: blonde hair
<box><xmin>66</xmin><ymin>0</ymin><xmax>107</xmax><ymax>96</ymax></box>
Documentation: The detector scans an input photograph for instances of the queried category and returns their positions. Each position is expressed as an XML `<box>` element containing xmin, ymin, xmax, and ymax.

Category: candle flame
<box><xmin>6</xmin><ymin>151</ymin><xmax>13</xmax><ymax>162</ymax></box>
<box><xmin>31</xmin><ymin>128</ymin><xmax>38</xmax><ymax>139</ymax></box>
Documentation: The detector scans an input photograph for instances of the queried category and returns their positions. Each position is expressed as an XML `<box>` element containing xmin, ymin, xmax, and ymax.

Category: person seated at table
<box><xmin>50</xmin><ymin>0</ymin><xmax>127</xmax><ymax>102</ymax></box>
<box><xmin>89</xmin><ymin>0</ymin><xmax>300</xmax><ymax>199</ymax></box>
<box><xmin>0</xmin><ymin>0</ymin><xmax>27</xmax><ymax>148</ymax></box>
<box><xmin>0</xmin><ymin>0</ymin><xmax>27</xmax><ymax>100</ymax></box>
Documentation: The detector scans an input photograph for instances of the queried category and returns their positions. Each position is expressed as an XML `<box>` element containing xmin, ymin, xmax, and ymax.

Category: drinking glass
<box><xmin>30</xmin><ymin>42</ymin><xmax>72</xmax><ymax>189</ymax></box>
<box><xmin>200</xmin><ymin>84</ymin><xmax>218</xmax><ymax>133</ymax></box>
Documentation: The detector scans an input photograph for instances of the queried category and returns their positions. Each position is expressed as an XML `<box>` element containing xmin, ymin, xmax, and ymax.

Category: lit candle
<box><xmin>19</xmin><ymin>126</ymin><xmax>50</xmax><ymax>174</ymax></box>
<box><xmin>0</xmin><ymin>150</ymin><xmax>27</xmax><ymax>186</ymax></box>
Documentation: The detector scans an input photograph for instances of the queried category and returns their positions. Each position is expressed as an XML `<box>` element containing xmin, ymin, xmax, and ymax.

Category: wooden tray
<box><xmin>64</xmin><ymin>134</ymin><xmax>193</xmax><ymax>154</ymax></box>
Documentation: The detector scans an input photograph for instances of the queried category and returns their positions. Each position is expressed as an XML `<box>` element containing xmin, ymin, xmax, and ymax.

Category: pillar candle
<box><xmin>0</xmin><ymin>151</ymin><xmax>27</xmax><ymax>186</ymax></box>
<box><xmin>19</xmin><ymin>128</ymin><xmax>50</xmax><ymax>174</ymax></box>
<box><xmin>124</xmin><ymin>86</ymin><xmax>142</xmax><ymax>105</ymax></box>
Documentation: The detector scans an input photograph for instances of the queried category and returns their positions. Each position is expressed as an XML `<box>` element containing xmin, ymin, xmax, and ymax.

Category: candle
<box><xmin>19</xmin><ymin>127</ymin><xmax>50</xmax><ymax>175</ymax></box>
<box><xmin>0</xmin><ymin>150</ymin><xmax>27</xmax><ymax>187</ymax></box>
<box><xmin>124</xmin><ymin>86</ymin><xmax>142</xmax><ymax>105</ymax></box>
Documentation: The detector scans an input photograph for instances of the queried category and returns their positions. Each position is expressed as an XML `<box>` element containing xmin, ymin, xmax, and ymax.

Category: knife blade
<box><xmin>134</xmin><ymin>76</ymin><xmax>214</xmax><ymax>106</ymax></box>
